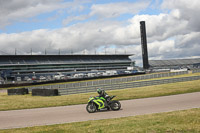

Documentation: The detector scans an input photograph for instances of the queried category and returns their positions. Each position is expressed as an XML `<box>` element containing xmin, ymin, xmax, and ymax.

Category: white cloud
<box><xmin>129</xmin><ymin>13</ymin><xmax>188</xmax><ymax>42</ymax></box>
<box><xmin>0</xmin><ymin>0</ymin><xmax>91</xmax><ymax>29</ymax></box>
<box><xmin>161</xmin><ymin>0</ymin><xmax>200</xmax><ymax>31</ymax></box>
<box><xmin>0</xmin><ymin>0</ymin><xmax>200</xmax><ymax>66</ymax></box>
<box><xmin>0</xmin><ymin>0</ymin><xmax>60</xmax><ymax>28</ymax></box>
<box><xmin>126</xmin><ymin>0</ymin><xmax>200</xmax><ymax>64</ymax></box>
<box><xmin>90</xmin><ymin>1</ymin><xmax>150</xmax><ymax>18</ymax></box>
<box><xmin>62</xmin><ymin>1</ymin><xmax>150</xmax><ymax>25</ymax></box>
<box><xmin>62</xmin><ymin>15</ymin><xmax>89</xmax><ymax>26</ymax></box>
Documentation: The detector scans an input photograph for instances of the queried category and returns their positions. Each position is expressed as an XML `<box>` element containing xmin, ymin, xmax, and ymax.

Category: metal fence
<box><xmin>192</xmin><ymin>69</ymin><xmax>200</xmax><ymax>73</ymax></box>
<box><xmin>28</xmin><ymin>71</ymin><xmax>189</xmax><ymax>90</ymax></box>
<box><xmin>58</xmin><ymin>75</ymin><xmax>200</xmax><ymax>95</ymax></box>
<box><xmin>26</xmin><ymin>70</ymin><xmax>200</xmax><ymax>95</ymax></box>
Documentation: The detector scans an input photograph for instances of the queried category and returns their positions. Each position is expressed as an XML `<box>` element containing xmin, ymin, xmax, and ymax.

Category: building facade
<box><xmin>0</xmin><ymin>54</ymin><xmax>134</xmax><ymax>80</ymax></box>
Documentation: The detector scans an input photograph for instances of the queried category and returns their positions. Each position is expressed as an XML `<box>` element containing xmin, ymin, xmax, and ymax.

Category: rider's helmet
<box><xmin>97</xmin><ymin>88</ymin><xmax>102</xmax><ymax>95</ymax></box>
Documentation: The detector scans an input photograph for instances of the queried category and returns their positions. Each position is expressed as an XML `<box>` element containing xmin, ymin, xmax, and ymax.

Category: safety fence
<box><xmin>28</xmin><ymin>71</ymin><xmax>189</xmax><ymax>91</ymax></box>
<box><xmin>58</xmin><ymin>75</ymin><xmax>200</xmax><ymax>95</ymax></box>
<box><xmin>27</xmin><ymin>70</ymin><xmax>200</xmax><ymax>95</ymax></box>
<box><xmin>192</xmin><ymin>69</ymin><xmax>200</xmax><ymax>73</ymax></box>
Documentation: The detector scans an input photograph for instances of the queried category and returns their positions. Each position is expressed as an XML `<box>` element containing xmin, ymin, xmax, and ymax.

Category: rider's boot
<box><xmin>104</xmin><ymin>100</ymin><xmax>108</xmax><ymax>107</ymax></box>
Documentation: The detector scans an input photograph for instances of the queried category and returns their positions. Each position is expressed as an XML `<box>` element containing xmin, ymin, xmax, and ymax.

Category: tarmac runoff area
<box><xmin>0</xmin><ymin>92</ymin><xmax>200</xmax><ymax>129</ymax></box>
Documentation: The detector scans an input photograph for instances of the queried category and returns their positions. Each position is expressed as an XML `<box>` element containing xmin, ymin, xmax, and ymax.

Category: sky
<box><xmin>0</xmin><ymin>0</ymin><xmax>200</xmax><ymax>66</ymax></box>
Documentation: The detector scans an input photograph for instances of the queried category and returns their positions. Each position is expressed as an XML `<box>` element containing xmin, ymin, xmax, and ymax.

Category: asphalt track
<box><xmin>0</xmin><ymin>92</ymin><xmax>200</xmax><ymax>129</ymax></box>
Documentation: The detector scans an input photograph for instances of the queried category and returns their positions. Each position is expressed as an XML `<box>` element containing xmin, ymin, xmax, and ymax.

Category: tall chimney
<box><xmin>140</xmin><ymin>21</ymin><xmax>149</xmax><ymax>69</ymax></box>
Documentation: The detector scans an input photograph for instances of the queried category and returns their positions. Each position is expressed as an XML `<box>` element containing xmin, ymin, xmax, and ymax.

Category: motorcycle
<box><xmin>86</xmin><ymin>95</ymin><xmax>121</xmax><ymax>113</ymax></box>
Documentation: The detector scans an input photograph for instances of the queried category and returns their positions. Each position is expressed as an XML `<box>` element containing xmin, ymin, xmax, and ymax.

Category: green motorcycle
<box><xmin>86</xmin><ymin>95</ymin><xmax>121</xmax><ymax>113</ymax></box>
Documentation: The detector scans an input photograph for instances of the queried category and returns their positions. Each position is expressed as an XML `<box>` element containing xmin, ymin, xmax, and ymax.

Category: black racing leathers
<box><xmin>99</xmin><ymin>90</ymin><xmax>108</xmax><ymax>98</ymax></box>
<box><xmin>98</xmin><ymin>90</ymin><xmax>109</xmax><ymax>107</ymax></box>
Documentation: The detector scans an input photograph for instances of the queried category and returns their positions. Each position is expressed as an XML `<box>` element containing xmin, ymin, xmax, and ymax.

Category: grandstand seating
<box><xmin>0</xmin><ymin>55</ymin><xmax>134</xmax><ymax>78</ymax></box>
<box><xmin>149</xmin><ymin>58</ymin><xmax>200</xmax><ymax>68</ymax></box>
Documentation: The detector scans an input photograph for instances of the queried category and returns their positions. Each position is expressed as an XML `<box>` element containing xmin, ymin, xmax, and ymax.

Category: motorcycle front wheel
<box><xmin>86</xmin><ymin>103</ymin><xmax>97</xmax><ymax>113</ymax></box>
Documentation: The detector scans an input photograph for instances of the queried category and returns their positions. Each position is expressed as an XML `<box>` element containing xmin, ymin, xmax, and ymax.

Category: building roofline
<box><xmin>0</xmin><ymin>54</ymin><xmax>134</xmax><ymax>56</ymax></box>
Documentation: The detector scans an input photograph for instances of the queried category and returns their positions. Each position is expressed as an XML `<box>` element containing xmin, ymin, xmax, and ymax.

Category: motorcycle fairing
<box><xmin>88</xmin><ymin>97</ymin><xmax>105</xmax><ymax>109</ymax></box>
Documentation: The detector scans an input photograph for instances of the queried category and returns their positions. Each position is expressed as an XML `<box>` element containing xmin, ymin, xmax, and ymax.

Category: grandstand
<box><xmin>0</xmin><ymin>54</ymin><xmax>134</xmax><ymax>80</ymax></box>
<box><xmin>149</xmin><ymin>58</ymin><xmax>200</xmax><ymax>69</ymax></box>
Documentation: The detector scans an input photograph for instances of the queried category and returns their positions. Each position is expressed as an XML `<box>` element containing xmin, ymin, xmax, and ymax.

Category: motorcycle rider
<box><xmin>97</xmin><ymin>88</ymin><xmax>109</xmax><ymax>107</ymax></box>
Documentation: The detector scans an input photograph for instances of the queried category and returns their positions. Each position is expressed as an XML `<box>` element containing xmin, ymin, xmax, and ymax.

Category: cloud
<box><xmin>62</xmin><ymin>1</ymin><xmax>150</xmax><ymax>25</ymax></box>
<box><xmin>89</xmin><ymin>1</ymin><xmax>150</xmax><ymax>18</ymax></box>
<box><xmin>62</xmin><ymin>15</ymin><xmax>89</xmax><ymax>26</ymax></box>
<box><xmin>0</xmin><ymin>0</ymin><xmax>59</xmax><ymax>28</ymax></box>
<box><xmin>161</xmin><ymin>0</ymin><xmax>200</xmax><ymax>31</ymax></box>
<box><xmin>0</xmin><ymin>19</ymin><xmax>138</xmax><ymax>55</ymax></box>
<box><xmin>128</xmin><ymin>13</ymin><xmax>188</xmax><ymax>42</ymax></box>
<box><xmin>126</xmin><ymin>0</ymin><xmax>200</xmax><ymax>64</ymax></box>
<box><xmin>0</xmin><ymin>0</ymin><xmax>91</xmax><ymax>29</ymax></box>
<box><xmin>0</xmin><ymin>0</ymin><xmax>200</xmax><ymax>66</ymax></box>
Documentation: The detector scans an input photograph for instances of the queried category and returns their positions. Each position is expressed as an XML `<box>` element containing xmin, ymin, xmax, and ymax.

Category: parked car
<box><xmin>32</xmin><ymin>76</ymin><xmax>37</xmax><ymax>80</ymax></box>
<box><xmin>39</xmin><ymin>76</ymin><xmax>46</xmax><ymax>81</ymax></box>
<box><xmin>16</xmin><ymin>77</ymin><xmax>22</xmax><ymax>81</ymax></box>
<box><xmin>54</xmin><ymin>74</ymin><xmax>65</xmax><ymax>80</ymax></box>
<box><xmin>27</xmin><ymin>78</ymin><xmax>32</xmax><ymax>81</ymax></box>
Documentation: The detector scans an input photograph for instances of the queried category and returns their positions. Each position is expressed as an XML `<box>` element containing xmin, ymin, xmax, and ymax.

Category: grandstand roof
<box><xmin>149</xmin><ymin>58</ymin><xmax>200</xmax><ymax>67</ymax></box>
<box><xmin>0</xmin><ymin>54</ymin><xmax>133</xmax><ymax>66</ymax></box>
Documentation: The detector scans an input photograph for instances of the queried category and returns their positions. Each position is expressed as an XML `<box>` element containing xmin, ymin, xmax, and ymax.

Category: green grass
<box><xmin>0</xmin><ymin>79</ymin><xmax>200</xmax><ymax>111</ymax></box>
<box><xmin>1</xmin><ymin>108</ymin><xmax>200</xmax><ymax>133</ymax></box>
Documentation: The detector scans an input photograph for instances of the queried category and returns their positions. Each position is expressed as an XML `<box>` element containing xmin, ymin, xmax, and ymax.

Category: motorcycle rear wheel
<box><xmin>86</xmin><ymin>103</ymin><xmax>97</xmax><ymax>113</ymax></box>
<box><xmin>110</xmin><ymin>100</ymin><xmax>121</xmax><ymax>111</ymax></box>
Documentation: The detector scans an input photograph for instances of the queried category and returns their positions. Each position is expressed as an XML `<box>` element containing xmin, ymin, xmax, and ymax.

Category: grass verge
<box><xmin>1</xmin><ymin>108</ymin><xmax>200</xmax><ymax>133</ymax></box>
<box><xmin>0</xmin><ymin>79</ymin><xmax>200</xmax><ymax>111</ymax></box>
